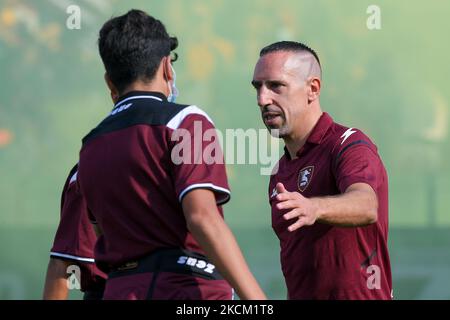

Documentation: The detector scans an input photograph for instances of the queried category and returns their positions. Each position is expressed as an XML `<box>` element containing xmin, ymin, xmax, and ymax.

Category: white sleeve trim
<box><xmin>167</xmin><ymin>105</ymin><xmax>214</xmax><ymax>130</ymax></box>
<box><xmin>179</xmin><ymin>183</ymin><xmax>230</xmax><ymax>204</ymax></box>
<box><xmin>50</xmin><ymin>252</ymin><xmax>95</xmax><ymax>263</ymax></box>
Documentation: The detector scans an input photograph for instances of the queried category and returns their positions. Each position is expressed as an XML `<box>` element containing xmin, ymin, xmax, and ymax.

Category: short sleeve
<box><xmin>168</xmin><ymin>107</ymin><xmax>230</xmax><ymax>205</ymax></box>
<box><xmin>333</xmin><ymin>129</ymin><xmax>384</xmax><ymax>193</ymax></box>
<box><xmin>50</xmin><ymin>166</ymin><xmax>97</xmax><ymax>263</ymax></box>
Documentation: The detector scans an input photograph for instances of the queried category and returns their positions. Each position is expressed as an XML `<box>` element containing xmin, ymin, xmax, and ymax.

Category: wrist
<box><xmin>312</xmin><ymin>197</ymin><xmax>324</xmax><ymax>223</ymax></box>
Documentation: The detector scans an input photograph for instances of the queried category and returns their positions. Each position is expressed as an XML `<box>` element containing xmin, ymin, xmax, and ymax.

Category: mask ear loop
<box><xmin>170</xmin><ymin>64</ymin><xmax>179</xmax><ymax>98</ymax></box>
<box><xmin>164</xmin><ymin>57</ymin><xmax>172</xmax><ymax>81</ymax></box>
<box><xmin>165</xmin><ymin>57</ymin><xmax>173</xmax><ymax>100</ymax></box>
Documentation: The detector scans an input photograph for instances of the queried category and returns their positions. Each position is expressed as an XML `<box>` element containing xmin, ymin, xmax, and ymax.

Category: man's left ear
<box><xmin>307</xmin><ymin>77</ymin><xmax>321</xmax><ymax>103</ymax></box>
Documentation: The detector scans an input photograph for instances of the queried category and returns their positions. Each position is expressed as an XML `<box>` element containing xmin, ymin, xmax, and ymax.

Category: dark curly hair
<box><xmin>98</xmin><ymin>9</ymin><xmax>178</xmax><ymax>93</ymax></box>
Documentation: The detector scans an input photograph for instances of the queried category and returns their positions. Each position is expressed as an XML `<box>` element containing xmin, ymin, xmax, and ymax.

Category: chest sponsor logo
<box><xmin>298</xmin><ymin>166</ymin><xmax>314</xmax><ymax>192</ymax></box>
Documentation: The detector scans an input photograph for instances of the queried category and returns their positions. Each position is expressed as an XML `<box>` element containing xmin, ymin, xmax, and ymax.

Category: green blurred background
<box><xmin>0</xmin><ymin>0</ymin><xmax>449</xmax><ymax>299</ymax></box>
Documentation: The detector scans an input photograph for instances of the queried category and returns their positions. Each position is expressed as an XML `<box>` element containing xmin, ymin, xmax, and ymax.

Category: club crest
<box><xmin>298</xmin><ymin>166</ymin><xmax>314</xmax><ymax>192</ymax></box>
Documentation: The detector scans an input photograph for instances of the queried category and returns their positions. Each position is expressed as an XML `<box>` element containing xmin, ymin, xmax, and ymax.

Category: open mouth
<box><xmin>263</xmin><ymin>112</ymin><xmax>282</xmax><ymax>124</ymax></box>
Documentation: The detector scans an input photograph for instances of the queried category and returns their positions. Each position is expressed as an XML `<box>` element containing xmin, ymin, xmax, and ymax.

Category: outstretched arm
<box><xmin>182</xmin><ymin>189</ymin><xmax>266</xmax><ymax>300</ymax></box>
<box><xmin>275</xmin><ymin>182</ymin><xmax>378</xmax><ymax>231</ymax></box>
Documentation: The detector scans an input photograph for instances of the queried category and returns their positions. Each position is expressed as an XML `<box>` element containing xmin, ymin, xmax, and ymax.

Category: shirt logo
<box><xmin>110</xmin><ymin>103</ymin><xmax>132</xmax><ymax>116</ymax></box>
<box><xmin>177</xmin><ymin>255</ymin><xmax>215</xmax><ymax>274</ymax></box>
<box><xmin>298</xmin><ymin>166</ymin><xmax>314</xmax><ymax>192</ymax></box>
<box><xmin>340</xmin><ymin>128</ymin><xmax>357</xmax><ymax>145</ymax></box>
<box><xmin>270</xmin><ymin>187</ymin><xmax>278</xmax><ymax>199</ymax></box>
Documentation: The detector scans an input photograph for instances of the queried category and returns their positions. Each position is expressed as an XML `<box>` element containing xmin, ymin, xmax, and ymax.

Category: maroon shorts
<box><xmin>102</xmin><ymin>249</ymin><xmax>233</xmax><ymax>300</ymax></box>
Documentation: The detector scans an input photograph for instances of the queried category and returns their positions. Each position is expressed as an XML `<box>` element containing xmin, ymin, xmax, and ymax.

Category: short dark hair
<box><xmin>98</xmin><ymin>9</ymin><xmax>178</xmax><ymax>93</ymax></box>
<box><xmin>260</xmin><ymin>41</ymin><xmax>321</xmax><ymax>67</ymax></box>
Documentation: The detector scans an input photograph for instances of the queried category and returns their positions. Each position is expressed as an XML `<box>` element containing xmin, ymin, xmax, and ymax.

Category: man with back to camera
<box><xmin>76</xmin><ymin>9</ymin><xmax>266</xmax><ymax>300</ymax></box>
<box><xmin>251</xmin><ymin>41</ymin><xmax>392</xmax><ymax>299</ymax></box>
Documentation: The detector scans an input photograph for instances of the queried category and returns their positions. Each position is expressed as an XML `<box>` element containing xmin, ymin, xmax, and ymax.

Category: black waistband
<box><xmin>108</xmin><ymin>248</ymin><xmax>223</xmax><ymax>281</ymax></box>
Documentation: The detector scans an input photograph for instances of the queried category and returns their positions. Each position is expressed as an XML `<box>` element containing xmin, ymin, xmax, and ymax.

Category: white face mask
<box><xmin>167</xmin><ymin>65</ymin><xmax>179</xmax><ymax>103</ymax></box>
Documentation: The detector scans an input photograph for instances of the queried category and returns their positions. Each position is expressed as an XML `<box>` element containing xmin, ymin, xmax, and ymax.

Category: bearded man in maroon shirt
<box><xmin>252</xmin><ymin>41</ymin><xmax>392</xmax><ymax>300</ymax></box>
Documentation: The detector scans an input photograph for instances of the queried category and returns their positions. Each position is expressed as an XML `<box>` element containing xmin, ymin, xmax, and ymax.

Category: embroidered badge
<box><xmin>298</xmin><ymin>166</ymin><xmax>314</xmax><ymax>192</ymax></box>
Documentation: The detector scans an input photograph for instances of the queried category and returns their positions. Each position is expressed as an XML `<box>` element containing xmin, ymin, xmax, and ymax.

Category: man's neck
<box><xmin>119</xmin><ymin>81</ymin><xmax>168</xmax><ymax>100</ymax></box>
<box><xmin>283</xmin><ymin>110</ymin><xmax>322</xmax><ymax>159</ymax></box>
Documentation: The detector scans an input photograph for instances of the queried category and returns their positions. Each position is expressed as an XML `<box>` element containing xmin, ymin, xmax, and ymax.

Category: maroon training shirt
<box><xmin>269</xmin><ymin>112</ymin><xmax>392</xmax><ymax>300</ymax></box>
<box><xmin>77</xmin><ymin>91</ymin><xmax>230</xmax><ymax>270</ymax></box>
<box><xmin>50</xmin><ymin>164</ymin><xmax>106</xmax><ymax>292</ymax></box>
